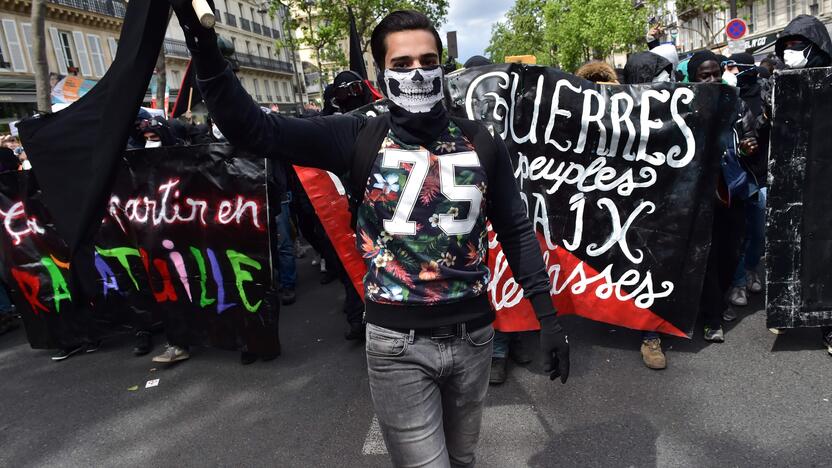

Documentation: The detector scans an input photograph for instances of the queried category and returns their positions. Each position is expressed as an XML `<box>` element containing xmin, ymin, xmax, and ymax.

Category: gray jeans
<box><xmin>365</xmin><ymin>323</ymin><xmax>494</xmax><ymax>468</ymax></box>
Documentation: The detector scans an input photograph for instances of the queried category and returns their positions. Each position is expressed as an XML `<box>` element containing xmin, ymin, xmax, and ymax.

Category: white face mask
<box><xmin>722</xmin><ymin>70</ymin><xmax>738</xmax><ymax>87</ymax></box>
<box><xmin>145</xmin><ymin>140</ymin><xmax>162</xmax><ymax>148</ymax></box>
<box><xmin>783</xmin><ymin>45</ymin><xmax>811</xmax><ymax>69</ymax></box>
<box><xmin>652</xmin><ymin>70</ymin><xmax>671</xmax><ymax>83</ymax></box>
<box><xmin>384</xmin><ymin>66</ymin><xmax>444</xmax><ymax>114</ymax></box>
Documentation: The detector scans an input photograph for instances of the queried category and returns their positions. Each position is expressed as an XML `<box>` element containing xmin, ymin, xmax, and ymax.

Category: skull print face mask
<box><xmin>383</xmin><ymin>66</ymin><xmax>444</xmax><ymax>114</ymax></box>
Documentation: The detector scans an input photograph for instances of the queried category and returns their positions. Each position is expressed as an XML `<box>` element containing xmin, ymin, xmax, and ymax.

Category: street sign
<box><xmin>725</xmin><ymin>18</ymin><xmax>748</xmax><ymax>40</ymax></box>
<box><xmin>447</xmin><ymin>31</ymin><xmax>458</xmax><ymax>60</ymax></box>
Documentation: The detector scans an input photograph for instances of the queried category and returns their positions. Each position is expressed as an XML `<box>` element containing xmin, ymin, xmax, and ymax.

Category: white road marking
<box><xmin>362</xmin><ymin>415</ymin><xmax>388</xmax><ymax>455</ymax></box>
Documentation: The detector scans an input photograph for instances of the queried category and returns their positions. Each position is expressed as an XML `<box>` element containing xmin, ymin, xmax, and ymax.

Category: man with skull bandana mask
<box><xmin>169</xmin><ymin>4</ymin><xmax>570</xmax><ymax>465</ymax></box>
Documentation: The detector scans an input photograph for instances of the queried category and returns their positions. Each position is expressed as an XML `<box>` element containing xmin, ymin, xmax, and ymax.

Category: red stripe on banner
<box><xmin>296</xmin><ymin>167</ymin><xmax>685</xmax><ymax>338</ymax></box>
<box><xmin>293</xmin><ymin>166</ymin><xmax>366</xmax><ymax>299</ymax></box>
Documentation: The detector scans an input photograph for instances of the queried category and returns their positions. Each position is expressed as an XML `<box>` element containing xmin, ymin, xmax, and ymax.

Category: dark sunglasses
<box><xmin>334</xmin><ymin>80</ymin><xmax>364</xmax><ymax>101</ymax></box>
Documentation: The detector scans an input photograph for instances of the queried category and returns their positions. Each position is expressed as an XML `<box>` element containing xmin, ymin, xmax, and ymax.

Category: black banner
<box><xmin>0</xmin><ymin>144</ymin><xmax>279</xmax><ymax>353</ymax></box>
<box><xmin>446</xmin><ymin>63</ymin><xmax>738</xmax><ymax>337</ymax></box>
<box><xmin>766</xmin><ymin>67</ymin><xmax>832</xmax><ymax>329</ymax></box>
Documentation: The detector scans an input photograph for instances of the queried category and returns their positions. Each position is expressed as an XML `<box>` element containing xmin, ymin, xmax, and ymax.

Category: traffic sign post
<box><xmin>726</xmin><ymin>18</ymin><xmax>748</xmax><ymax>40</ymax></box>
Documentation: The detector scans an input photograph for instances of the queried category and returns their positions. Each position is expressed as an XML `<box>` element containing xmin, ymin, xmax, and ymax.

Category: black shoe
<box><xmin>85</xmin><ymin>340</ymin><xmax>102</xmax><ymax>353</ymax></box>
<box><xmin>320</xmin><ymin>271</ymin><xmax>337</xmax><ymax>285</ymax></box>
<box><xmin>280</xmin><ymin>288</ymin><xmax>296</xmax><ymax>305</ymax></box>
<box><xmin>240</xmin><ymin>352</ymin><xmax>258</xmax><ymax>365</ymax></box>
<box><xmin>52</xmin><ymin>345</ymin><xmax>84</xmax><ymax>361</ymax></box>
<box><xmin>344</xmin><ymin>322</ymin><xmax>365</xmax><ymax>341</ymax></box>
<box><xmin>133</xmin><ymin>331</ymin><xmax>153</xmax><ymax>356</ymax></box>
<box><xmin>489</xmin><ymin>357</ymin><xmax>508</xmax><ymax>385</ymax></box>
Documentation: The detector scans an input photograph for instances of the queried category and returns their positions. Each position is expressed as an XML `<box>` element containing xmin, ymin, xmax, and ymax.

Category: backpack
<box><xmin>347</xmin><ymin>114</ymin><xmax>499</xmax><ymax>230</ymax></box>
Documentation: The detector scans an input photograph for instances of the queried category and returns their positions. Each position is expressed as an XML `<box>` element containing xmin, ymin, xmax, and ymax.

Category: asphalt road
<box><xmin>1</xmin><ymin>256</ymin><xmax>829</xmax><ymax>467</ymax></box>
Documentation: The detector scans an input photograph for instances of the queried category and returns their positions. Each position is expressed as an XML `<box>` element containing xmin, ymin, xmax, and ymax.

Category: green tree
<box><xmin>543</xmin><ymin>0</ymin><xmax>647</xmax><ymax>71</ymax></box>
<box><xmin>485</xmin><ymin>0</ymin><xmax>552</xmax><ymax>65</ymax></box>
<box><xmin>273</xmin><ymin>0</ymin><xmax>449</xmax><ymax>75</ymax></box>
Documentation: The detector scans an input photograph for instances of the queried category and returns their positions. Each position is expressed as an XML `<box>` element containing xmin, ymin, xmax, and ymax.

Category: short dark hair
<box><xmin>370</xmin><ymin>10</ymin><xmax>443</xmax><ymax>69</ymax></box>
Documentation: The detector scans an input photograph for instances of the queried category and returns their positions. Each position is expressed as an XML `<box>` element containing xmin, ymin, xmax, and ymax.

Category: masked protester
<box><xmin>688</xmin><ymin>51</ymin><xmax>757</xmax><ymax>344</ymax></box>
<box><xmin>624</xmin><ymin>51</ymin><xmax>674</xmax><ymax>85</ymax></box>
<box><xmin>721</xmin><ymin>53</ymin><xmax>767</xmax><ymax>313</ymax></box>
<box><xmin>169</xmin><ymin>4</ymin><xmax>570</xmax><ymax>465</ymax></box>
<box><xmin>770</xmin><ymin>15</ymin><xmax>832</xmax><ymax>353</ymax></box>
<box><xmin>621</xmin><ymin>50</ymin><xmax>679</xmax><ymax>370</ymax></box>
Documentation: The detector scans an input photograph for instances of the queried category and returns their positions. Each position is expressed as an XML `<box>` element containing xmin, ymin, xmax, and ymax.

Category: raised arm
<box><xmin>171</xmin><ymin>0</ymin><xmax>362</xmax><ymax>175</ymax></box>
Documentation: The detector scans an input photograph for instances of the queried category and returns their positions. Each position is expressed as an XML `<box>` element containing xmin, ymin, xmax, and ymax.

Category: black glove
<box><xmin>169</xmin><ymin>0</ymin><xmax>217</xmax><ymax>52</ymax></box>
<box><xmin>539</xmin><ymin>315</ymin><xmax>570</xmax><ymax>384</ymax></box>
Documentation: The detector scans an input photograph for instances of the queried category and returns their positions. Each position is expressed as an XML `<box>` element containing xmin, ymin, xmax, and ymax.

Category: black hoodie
<box><xmin>775</xmin><ymin>15</ymin><xmax>832</xmax><ymax>68</ymax></box>
<box><xmin>623</xmin><ymin>52</ymin><xmax>672</xmax><ymax>84</ymax></box>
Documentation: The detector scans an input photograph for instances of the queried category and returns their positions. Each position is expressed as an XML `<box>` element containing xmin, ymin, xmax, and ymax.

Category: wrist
<box><xmin>530</xmin><ymin>293</ymin><xmax>557</xmax><ymax>322</ymax></box>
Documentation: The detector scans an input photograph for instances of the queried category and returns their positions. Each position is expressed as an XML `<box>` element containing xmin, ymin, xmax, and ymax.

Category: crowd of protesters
<box><xmin>1</xmin><ymin>13</ymin><xmax>830</xmax><ymax>376</ymax></box>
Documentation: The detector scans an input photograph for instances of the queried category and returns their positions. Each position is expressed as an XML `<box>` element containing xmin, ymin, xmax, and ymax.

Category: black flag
<box><xmin>348</xmin><ymin>7</ymin><xmax>367</xmax><ymax>79</ymax></box>
<box><xmin>17</xmin><ymin>0</ymin><xmax>170</xmax><ymax>253</ymax></box>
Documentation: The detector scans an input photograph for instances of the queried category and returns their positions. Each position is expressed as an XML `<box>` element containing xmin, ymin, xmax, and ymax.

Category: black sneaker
<box><xmin>344</xmin><ymin>322</ymin><xmax>366</xmax><ymax>341</ymax></box>
<box><xmin>133</xmin><ymin>331</ymin><xmax>153</xmax><ymax>356</ymax></box>
<box><xmin>85</xmin><ymin>340</ymin><xmax>102</xmax><ymax>353</ymax></box>
<box><xmin>52</xmin><ymin>345</ymin><xmax>84</xmax><ymax>361</ymax></box>
<box><xmin>320</xmin><ymin>271</ymin><xmax>337</xmax><ymax>285</ymax></box>
<box><xmin>240</xmin><ymin>352</ymin><xmax>258</xmax><ymax>365</ymax></box>
<box><xmin>280</xmin><ymin>288</ymin><xmax>296</xmax><ymax>305</ymax></box>
<box><xmin>489</xmin><ymin>357</ymin><xmax>508</xmax><ymax>385</ymax></box>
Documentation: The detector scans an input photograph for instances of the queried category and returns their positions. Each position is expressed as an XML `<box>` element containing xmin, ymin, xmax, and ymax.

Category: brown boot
<box><xmin>641</xmin><ymin>338</ymin><xmax>666</xmax><ymax>370</ymax></box>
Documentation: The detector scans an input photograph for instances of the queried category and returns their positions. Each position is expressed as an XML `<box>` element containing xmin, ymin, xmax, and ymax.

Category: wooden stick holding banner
<box><xmin>187</xmin><ymin>87</ymin><xmax>193</xmax><ymax>112</ymax></box>
<box><xmin>192</xmin><ymin>0</ymin><xmax>215</xmax><ymax>28</ymax></box>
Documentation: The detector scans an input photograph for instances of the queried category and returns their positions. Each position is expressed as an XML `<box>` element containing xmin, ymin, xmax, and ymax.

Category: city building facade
<box><xmin>675</xmin><ymin>0</ymin><xmax>832</xmax><ymax>58</ymax></box>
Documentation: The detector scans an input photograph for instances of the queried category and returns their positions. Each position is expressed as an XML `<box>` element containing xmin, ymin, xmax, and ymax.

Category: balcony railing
<box><xmin>49</xmin><ymin>0</ymin><xmax>127</xmax><ymax>18</ymax></box>
<box><xmin>224</xmin><ymin>12</ymin><xmax>237</xmax><ymax>28</ymax></box>
<box><xmin>164</xmin><ymin>39</ymin><xmax>190</xmax><ymax>59</ymax></box>
<box><xmin>234</xmin><ymin>52</ymin><xmax>294</xmax><ymax>73</ymax></box>
<box><xmin>252</xmin><ymin>22</ymin><xmax>262</xmax><ymax>35</ymax></box>
<box><xmin>240</xmin><ymin>18</ymin><xmax>251</xmax><ymax>31</ymax></box>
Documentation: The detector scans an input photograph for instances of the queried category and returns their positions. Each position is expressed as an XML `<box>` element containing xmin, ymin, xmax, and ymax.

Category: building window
<box><xmin>787</xmin><ymin>0</ymin><xmax>797</xmax><ymax>19</ymax></box>
<box><xmin>275</xmin><ymin>80</ymin><xmax>283</xmax><ymax>101</ymax></box>
<box><xmin>264</xmin><ymin>80</ymin><xmax>272</xmax><ymax>101</ymax></box>
<box><xmin>86</xmin><ymin>34</ymin><xmax>106</xmax><ymax>76</ymax></box>
<box><xmin>257</xmin><ymin>44</ymin><xmax>262</xmax><ymax>57</ymax></box>
<box><xmin>1</xmin><ymin>20</ymin><xmax>27</xmax><ymax>72</ymax></box>
<box><xmin>20</xmin><ymin>23</ymin><xmax>33</xmax><ymax>68</ymax></box>
<box><xmin>254</xmin><ymin>78</ymin><xmax>260</xmax><ymax>101</ymax></box>
<box><xmin>58</xmin><ymin>31</ymin><xmax>76</xmax><ymax>69</ymax></box>
<box><xmin>108</xmin><ymin>37</ymin><xmax>118</xmax><ymax>61</ymax></box>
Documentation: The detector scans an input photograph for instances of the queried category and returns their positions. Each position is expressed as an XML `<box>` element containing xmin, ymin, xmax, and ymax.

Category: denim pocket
<box><xmin>465</xmin><ymin>325</ymin><xmax>495</xmax><ymax>347</ymax></box>
<box><xmin>366</xmin><ymin>324</ymin><xmax>408</xmax><ymax>358</ymax></box>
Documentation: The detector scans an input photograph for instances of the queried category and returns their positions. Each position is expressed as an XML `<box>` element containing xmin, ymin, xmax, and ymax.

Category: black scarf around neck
<box><xmin>389</xmin><ymin>102</ymin><xmax>450</xmax><ymax>146</ymax></box>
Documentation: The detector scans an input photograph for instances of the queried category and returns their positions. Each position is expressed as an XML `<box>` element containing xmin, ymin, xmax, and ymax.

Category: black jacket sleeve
<box><xmin>486</xmin><ymin>135</ymin><xmax>557</xmax><ymax>319</ymax></box>
<box><xmin>192</xmin><ymin>45</ymin><xmax>363</xmax><ymax>175</ymax></box>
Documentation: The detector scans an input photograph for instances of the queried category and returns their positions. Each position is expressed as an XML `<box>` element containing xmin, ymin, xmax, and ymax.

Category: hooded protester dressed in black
<box><xmin>775</xmin><ymin>14</ymin><xmax>832</xmax><ymax>68</ymax></box>
<box><xmin>623</xmin><ymin>52</ymin><xmax>672</xmax><ymax>84</ymax></box>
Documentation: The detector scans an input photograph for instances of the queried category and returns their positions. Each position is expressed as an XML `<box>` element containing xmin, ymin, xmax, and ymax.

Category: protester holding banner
<box><xmin>723</xmin><ymin>53</ymin><xmax>766</xmax><ymax>309</ymax></box>
<box><xmin>169</xmin><ymin>3</ymin><xmax>569</xmax><ymax>465</ymax></box>
<box><xmin>687</xmin><ymin>51</ymin><xmax>755</xmax><ymax>343</ymax></box>
<box><xmin>770</xmin><ymin>14</ymin><xmax>832</xmax><ymax>353</ymax></box>
<box><xmin>621</xmin><ymin>50</ymin><xmax>679</xmax><ymax>369</ymax></box>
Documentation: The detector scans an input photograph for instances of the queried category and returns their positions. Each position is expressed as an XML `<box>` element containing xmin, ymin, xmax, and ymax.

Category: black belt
<box><xmin>386</xmin><ymin>315</ymin><xmax>493</xmax><ymax>339</ymax></box>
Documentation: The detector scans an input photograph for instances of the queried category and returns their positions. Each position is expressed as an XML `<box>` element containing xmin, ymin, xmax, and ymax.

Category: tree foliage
<box><xmin>543</xmin><ymin>0</ymin><xmax>647</xmax><ymax>72</ymax></box>
<box><xmin>487</xmin><ymin>0</ymin><xmax>646</xmax><ymax>71</ymax></box>
<box><xmin>485</xmin><ymin>0</ymin><xmax>552</xmax><ymax>65</ymax></box>
<box><xmin>273</xmin><ymin>0</ymin><xmax>449</xmax><ymax>74</ymax></box>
